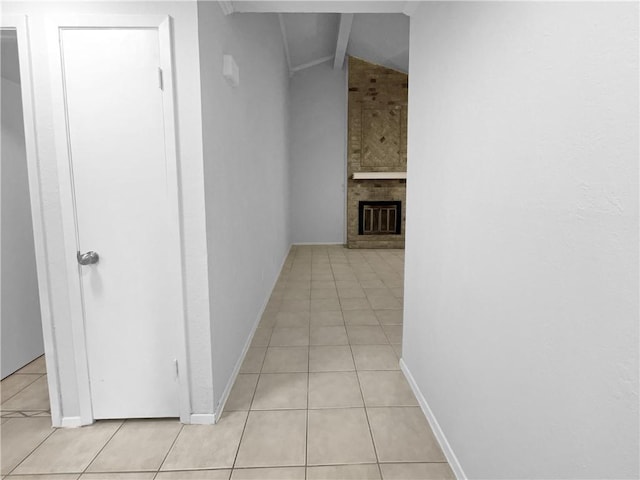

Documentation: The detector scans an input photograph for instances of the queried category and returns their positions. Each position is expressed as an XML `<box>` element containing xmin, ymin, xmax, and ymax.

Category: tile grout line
<box><xmin>231</xmin><ymin>250</ymin><xmax>295</xmax><ymax>473</ymax></box>
<box><xmin>305</xmin><ymin>251</ymin><xmax>313</xmax><ymax>480</ymax></box>
<box><xmin>80</xmin><ymin>420</ymin><xmax>126</xmax><ymax>476</ymax></box>
<box><xmin>4</xmin><ymin>416</ymin><xmax>57</xmax><ymax>477</ymax></box>
<box><xmin>0</xmin><ymin>373</ymin><xmax>46</xmax><ymax>407</ymax></box>
<box><xmin>153</xmin><ymin>422</ymin><xmax>185</xmax><ymax>479</ymax></box>
<box><xmin>358</xmin><ymin>254</ymin><xmax>386</xmax><ymax>479</ymax></box>
<box><xmin>349</xmin><ymin>342</ymin><xmax>385</xmax><ymax>479</ymax></box>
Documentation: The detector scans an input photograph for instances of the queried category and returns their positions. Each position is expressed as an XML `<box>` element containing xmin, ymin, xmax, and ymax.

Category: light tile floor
<box><xmin>1</xmin><ymin>246</ymin><xmax>454</xmax><ymax>479</ymax></box>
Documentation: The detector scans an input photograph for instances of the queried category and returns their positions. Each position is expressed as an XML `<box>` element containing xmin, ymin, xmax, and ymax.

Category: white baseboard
<box><xmin>213</xmin><ymin>244</ymin><xmax>293</xmax><ymax>421</ymax></box>
<box><xmin>60</xmin><ymin>416</ymin><xmax>83</xmax><ymax>428</ymax></box>
<box><xmin>189</xmin><ymin>413</ymin><xmax>216</xmax><ymax>425</ymax></box>
<box><xmin>400</xmin><ymin>358</ymin><xmax>467</xmax><ymax>480</ymax></box>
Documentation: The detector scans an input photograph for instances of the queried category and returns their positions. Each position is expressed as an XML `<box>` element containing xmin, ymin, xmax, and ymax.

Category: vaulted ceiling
<box><xmin>221</xmin><ymin>1</ymin><xmax>412</xmax><ymax>75</ymax></box>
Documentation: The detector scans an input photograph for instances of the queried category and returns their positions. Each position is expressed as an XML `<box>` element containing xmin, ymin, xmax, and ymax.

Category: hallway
<box><xmin>1</xmin><ymin>245</ymin><xmax>454</xmax><ymax>479</ymax></box>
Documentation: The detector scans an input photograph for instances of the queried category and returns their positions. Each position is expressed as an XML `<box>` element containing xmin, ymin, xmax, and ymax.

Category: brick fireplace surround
<box><xmin>346</xmin><ymin>56</ymin><xmax>408</xmax><ymax>249</ymax></box>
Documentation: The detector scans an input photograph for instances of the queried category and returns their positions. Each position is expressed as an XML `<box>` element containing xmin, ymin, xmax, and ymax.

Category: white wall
<box><xmin>348</xmin><ymin>13</ymin><xmax>409</xmax><ymax>73</ymax></box>
<box><xmin>1</xmin><ymin>37</ymin><xmax>44</xmax><ymax>378</ymax></box>
<box><xmin>290</xmin><ymin>62</ymin><xmax>346</xmax><ymax>244</ymax></box>
<box><xmin>404</xmin><ymin>2</ymin><xmax>638</xmax><ymax>479</ymax></box>
<box><xmin>1</xmin><ymin>1</ymin><xmax>213</xmax><ymax>424</ymax></box>
<box><xmin>197</xmin><ymin>3</ymin><xmax>292</xmax><ymax>416</ymax></box>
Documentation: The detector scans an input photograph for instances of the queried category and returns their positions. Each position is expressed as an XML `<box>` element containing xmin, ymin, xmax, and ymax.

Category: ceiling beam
<box><xmin>277</xmin><ymin>14</ymin><xmax>293</xmax><ymax>77</ymax></box>
<box><xmin>333</xmin><ymin>13</ymin><xmax>354</xmax><ymax>70</ymax></box>
<box><xmin>291</xmin><ymin>55</ymin><xmax>334</xmax><ymax>74</ymax></box>
<box><xmin>231</xmin><ymin>1</ymin><xmax>405</xmax><ymax>14</ymax></box>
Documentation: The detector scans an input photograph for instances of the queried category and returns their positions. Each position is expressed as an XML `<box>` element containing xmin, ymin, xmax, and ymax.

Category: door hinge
<box><xmin>173</xmin><ymin>359</ymin><xmax>179</xmax><ymax>378</ymax></box>
<box><xmin>158</xmin><ymin>67</ymin><xmax>164</xmax><ymax>91</ymax></box>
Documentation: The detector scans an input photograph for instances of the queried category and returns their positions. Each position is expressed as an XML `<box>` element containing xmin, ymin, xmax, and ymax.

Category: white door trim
<box><xmin>46</xmin><ymin>14</ymin><xmax>191</xmax><ymax>425</ymax></box>
<box><xmin>1</xmin><ymin>14</ymin><xmax>63</xmax><ymax>426</ymax></box>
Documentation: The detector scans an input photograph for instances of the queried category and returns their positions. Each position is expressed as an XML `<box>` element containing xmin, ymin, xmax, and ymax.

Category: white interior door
<box><xmin>60</xmin><ymin>27</ymin><xmax>181</xmax><ymax>419</ymax></box>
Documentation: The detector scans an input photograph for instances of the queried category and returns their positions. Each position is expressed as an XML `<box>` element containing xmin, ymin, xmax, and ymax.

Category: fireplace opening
<box><xmin>358</xmin><ymin>201</ymin><xmax>402</xmax><ymax>235</ymax></box>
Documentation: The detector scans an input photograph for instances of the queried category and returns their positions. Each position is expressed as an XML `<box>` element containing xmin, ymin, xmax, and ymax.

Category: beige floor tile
<box><xmin>282</xmin><ymin>289</ymin><xmax>310</xmax><ymax>300</ymax></box>
<box><xmin>284</xmin><ymin>279</ymin><xmax>311</xmax><ymax>289</ymax></box>
<box><xmin>335</xmin><ymin>281</ymin><xmax>360</xmax><ymax>290</ymax></box>
<box><xmin>310</xmin><ymin>288</ymin><xmax>338</xmax><ymax>299</ymax></box>
<box><xmin>343</xmin><ymin>310</ymin><xmax>379</xmax><ymax>326</ymax></box>
<box><xmin>307</xmin><ymin>408</ymin><xmax>376</xmax><ymax>465</ymax></box>
<box><xmin>310</xmin><ymin>311</ymin><xmax>344</xmax><ymax>326</ymax></box>
<box><xmin>379</xmin><ymin>462</ymin><xmax>455</xmax><ymax>480</ymax></box>
<box><xmin>155</xmin><ymin>470</ymin><xmax>231</xmax><ymax>480</ymax></box>
<box><xmin>311</xmin><ymin>273</ymin><xmax>334</xmax><ymax>282</ymax></box>
<box><xmin>235</xmin><ymin>410</ymin><xmax>306</xmax><ymax>468</ymax></box>
<box><xmin>307</xmin><ymin>464</ymin><xmax>381</xmax><ymax>480</ymax></box>
<box><xmin>13</xmin><ymin>420</ymin><xmax>122</xmax><ymax>474</ymax></box>
<box><xmin>279</xmin><ymin>300</ymin><xmax>310</xmax><ymax>312</ymax></box>
<box><xmin>382</xmin><ymin>277</ymin><xmax>403</xmax><ymax>289</ymax></box>
<box><xmin>367</xmin><ymin>296</ymin><xmax>402</xmax><ymax>310</ymax></box>
<box><xmin>367</xmin><ymin>407</ymin><xmax>446</xmax><ymax>463</ymax></box>
<box><xmin>381</xmin><ymin>325</ymin><xmax>402</xmax><ymax>344</ymax></box>
<box><xmin>351</xmin><ymin>345</ymin><xmax>399</xmax><ymax>371</ymax></box>
<box><xmin>1</xmin><ymin>417</ymin><xmax>54</xmax><ymax>475</ymax></box>
<box><xmin>359</xmin><ymin>279</ymin><xmax>387</xmax><ymax>289</ymax></box>
<box><xmin>250</xmin><ymin>328</ymin><xmax>272</xmax><ymax>347</ymax></box>
<box><xmin>239</xmin><ymin>348</ymin><xmax>266</xmax><ymax>374</ymax></box>
<box><xmin>161</xmin><ymin>411</ymin><xmax>247</xmax><ymax>470</ymax></box>
<box><xmin>80</xmin><ymin>473</ymin><xmax>155</xmax><ymax>479</ymax></box>
<box><xmin>363</xmin><ymin>288</ymin><xmax>392</xmax><ymax>297</ymax></box>
<box><xmin>309</xmin><ymin>346</ymin><xmax>355</xmax><ymax>372</ymax></box>
<box><xmin>337</xmin><ymin>287</ymin><xmax>367</xmax><ymax>299</ymax></box>
<box><xmin>310</xmin><ymin>281</ymin><xmax>336</xmax><ymax>290</ymax></box>
<box><xmin>86</xmin><ymin>419</ymin><xmax>181</xmax><ymax>472</ymax></box>
<box><xmin>251</xmin><ymin>373</ymin><xmax>307</xmax><ymax>410</ymax></box>
<box><xmin>258</xmin><ymin>312</ymin><xmax>277</xmax><ymax>328</ymax></box>
<box><xmin>309</xmin><ymin>326</ymin><xmax>348</xmax><ymax>346</ymax></box>
<box><xmin>269</xmin><ymin>328</ymin><xmax>309</xmax><ymax>347</ymax></box>
<box><xmin>333</xmin><ymin>272</ymin><xmax>358</xmax><ymax>282</ymax></box>
<box><xmin>308</xmin><ymin>372</ymin><xmax>363</xmax><ymax>409</ymax></box>
<box><xmin>231</xmin><ymin>467</ymin><xmax>305</xmax><ymax>479</ymax></box>
<box><xmin>0</xmin><ymin>374</ymin><xmax>41</xmax><ymax>403</ymax></box>
<box><xmin>310</xmin><ymin>298</ymin><xmax>341</xmax><ymax>312</ymax></box>
<box><xmin>357</xmin><ymin>371</ymin><xmax>417</xmax><ymax>407</ymax></box>
<box><xmin>2</xmin><ymin>376</ymin><xmax>50</xmax><ymax>411</ymax></box>
<box><xmin>346</xmin><ymin>326</ymin><xmax>389</xmax><ymax>345</ymax></box>
<box><xmin>16</xmin><ymin>356</ymin><xmax>47</xmax><ymax>375</ymax></box>
<box><xmin>225</xmin><ymin>374</ymin><xmax>259</xmax><ymax>411</ymax></box>
<box><xmin>374</xmin><ymin>310</ymin><xmax>403</xmax><ymax>325</ymax></box>
<box><xmin>261</xmin><ymin>347</ymin><xmax>308</xmax><ymax>373</ymax></box>
<box><xmin>10</xmin><ymin>475</ymin><xmax>80</xmax><ymax>480</ymax></box>
<box><xmin>339</xmin><ymin>298</ymin><xmax>372</xmax><ymax>311</ymax></box>
<box><xmin>391</xmin><ymin>343</ymin><xmax>402</xmax><ymax>358</ymax></box>
<box><xmin>275</xmin><ymin>312</ymin><xmax>310</xmax><ymax>328</ymax></box>
<box><xmin>390</xmin><ymin>287</ymin><xmax>403</xmax><ymax>299</ymax></box>
<box><xmin>354</xmin><ymin>268</ymin><xmax>376</xmax><ymax>276</ymax></box>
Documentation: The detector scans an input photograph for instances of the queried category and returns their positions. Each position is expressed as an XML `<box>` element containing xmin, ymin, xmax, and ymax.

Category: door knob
<box><xmin>77</xmin><ymin>250</ymin><xmax>99</xmax><ymax>266</ymax></box>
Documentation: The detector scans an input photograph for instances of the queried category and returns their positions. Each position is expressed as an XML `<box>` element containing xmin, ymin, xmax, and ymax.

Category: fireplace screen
<box><xmin>358</xmin><ymin>201</ymin><xmax>402</xmax><ymax>235</ymax></box>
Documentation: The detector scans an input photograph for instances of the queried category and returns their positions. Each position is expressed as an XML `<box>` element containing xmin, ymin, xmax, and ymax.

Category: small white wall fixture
<box><xmin>46</xmin><ymin>14</ymin><xmax>191</xmax><ymax>426</ymax></box>
<box><xmin>223</xmin><ymin>54</ymin><xmax>239</xmax><ymax>87</ymax></box>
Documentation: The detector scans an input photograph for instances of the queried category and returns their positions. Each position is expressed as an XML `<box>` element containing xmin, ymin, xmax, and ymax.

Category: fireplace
<box><xmin>358</xmin><ymin>201</ymin><xmax>402</xmax><ymax>235</ymax></box>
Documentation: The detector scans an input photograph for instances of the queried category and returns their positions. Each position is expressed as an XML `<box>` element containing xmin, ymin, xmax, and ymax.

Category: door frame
<box><xmin>47</xmin><ymin>14</ymin><xmax>191</xmax><ymax>425</ymax></box>
<box><xmin>1</xmin><ymin>14</ymin><xmax>63</xmax><ymax>426</ymax></box>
